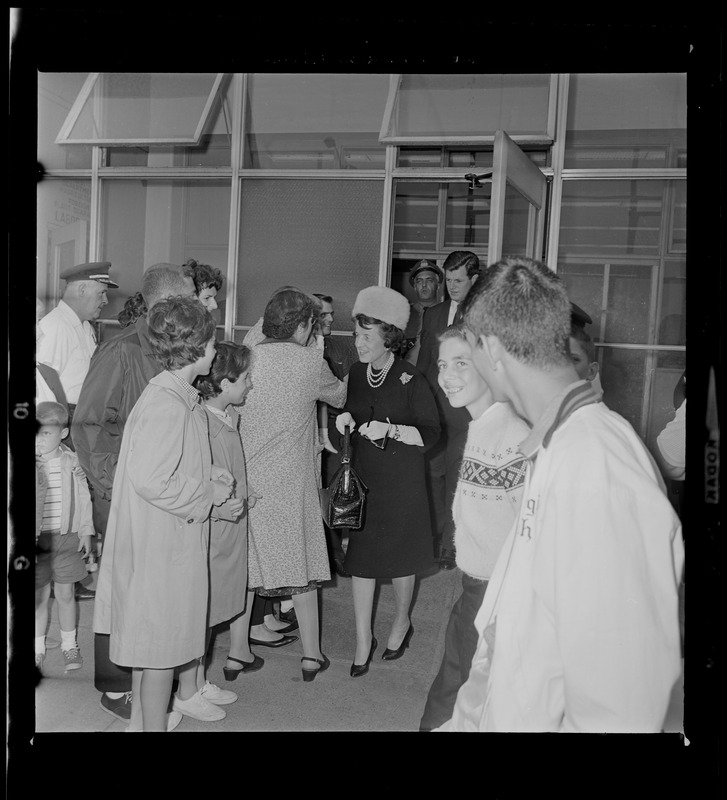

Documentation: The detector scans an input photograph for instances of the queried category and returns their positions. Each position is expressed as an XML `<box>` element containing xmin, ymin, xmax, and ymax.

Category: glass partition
<box><xmin>565</xmin><ymin>73</ymin><xmax>687</xmax><ymax>169</ymax></box>
<box><xmin>236</xmin><ymin>179</ymin><xmax>383</xmax><ymax>329</ymax></box>
<box><xmin>98</xmin><ymin>179</ymin><xmax>230</xmax><ymax>321</ymax></box>
<box><xmin>244</xmin><ymin>74</ymin><xmax>388</xmax><ymax>170</ymax></box>
<box><xmin>381</xmin><ymin>74</ymin><xmax>553</xmax><ymax>142</ymax></box>
<box><xmin>36</xmin><ymin>178</ymin><xmax>91</xmax><ymax>304</ymax></box>
<box><xmin>38</xmin><ymin>72</ymin><xmax>93</xmax><ymax>169</ymax></box>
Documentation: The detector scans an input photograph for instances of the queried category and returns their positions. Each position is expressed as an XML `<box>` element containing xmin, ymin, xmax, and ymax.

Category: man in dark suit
<box><xmin>416</xmin><ymin>251</ymin><xmax>481</xmax><ymax>569</ymax></box>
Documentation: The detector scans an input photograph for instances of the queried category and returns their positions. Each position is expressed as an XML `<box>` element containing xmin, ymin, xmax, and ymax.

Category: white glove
<box><xmin>386</xmin><ymin>417</ymin><xmax>424</xmax><ymax>446</ymax></box>
<box><xmin>335</xmin><ymin>412</ymin><xmax>356</xmax><ymax>435</ymax></box>
<box><xmin>319</xmin><ymin>427</ymin><xmax>338</xmax><ymax>453</ymax></box>
<box><xmin>358</xmin><ymin>420</ymin><xmax>390</xmax><ymax>442</ymax></box>
<box><xmin>315</xmin><ymin>334</ymin><xmax>325</xmax><ymax>350</ymax></box>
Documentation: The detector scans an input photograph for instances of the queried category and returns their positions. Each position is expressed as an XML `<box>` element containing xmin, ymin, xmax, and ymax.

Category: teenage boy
<box><xmin>419</xmin><ymin>326</ymin><xmax>529</xmax><ymax>731</ymax></box>
<box><xmin>437</xmin><ymin>256</ymin><xmax>684</xmax><ymax>732</ymax></box>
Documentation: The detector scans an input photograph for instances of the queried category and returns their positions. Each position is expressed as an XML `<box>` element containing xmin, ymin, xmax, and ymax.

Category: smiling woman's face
<box><xmin>354</xmin><ymin>321</ymin><xmax>388</xmax><ymax>367</ymax></box>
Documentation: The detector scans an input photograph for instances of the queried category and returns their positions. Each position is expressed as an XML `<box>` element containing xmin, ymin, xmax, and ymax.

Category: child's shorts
<box><xmin>35</xmin><ymin>530</ymin><xmax>88</xmax><ymax>590</ymax></box>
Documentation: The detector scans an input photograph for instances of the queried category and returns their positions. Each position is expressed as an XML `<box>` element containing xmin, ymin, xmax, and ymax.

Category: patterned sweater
<box><xmin>453</xmin><ymin>402</ymin><xmax>529</xmax><ymax>580</ymax></box>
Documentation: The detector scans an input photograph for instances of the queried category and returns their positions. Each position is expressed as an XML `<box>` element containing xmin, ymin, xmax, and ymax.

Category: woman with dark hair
<box><xmin>117</xmin><ymin>292</ymin><xmax>147</xmax><ymax>329</ymax></box>
<box><xmin>184</xmin><ymin>258</ymin><xmax>224</xmax><ymax>312</ymax></box>
<box><xmin>93</xmin><ymin>296</ymin><xmax>236</xmax><ymax>731</ymax></box>
<box><xmin>335</xmin><ymin>287</ymin><xmax>439</xmax><ymax>678</ymax></box>
<box><xmin>238</xmin><ymin>289</ymin><xmax>347</xmax><ymax>681</ymax></box>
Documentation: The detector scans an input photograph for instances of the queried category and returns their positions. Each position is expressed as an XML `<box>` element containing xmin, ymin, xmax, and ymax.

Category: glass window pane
<box><xmin>98</xmin><ymin>179</ymin><xmax>230</xmax><ymax>321</ymax></box>
<box><xmin>559</xmin><ymin>180</ymin><xmax>666</xmax><ymax>259</ymax></box>
<box><xmin>36</xmin><ymin>178</ymin><xmax>91</xmax><ymax>304</ymax></box>
<box><xmin>61</xmin><ymin>73</ymin><xmax>224</xmax><ymax>144</ymax></box>
<box><xmin>559</xmin><ymin>261</ymin><xmax>654</xmax><ymax>344</ymax></box>
<box><xmin>103</xmin><ymin>80</ymin><xmax>233</xmax><ymax>167</ymax></box>
<box><xmin>393</xmin><ymin>182</ymin><xmax>440</xmax><ymax>252</ymax></box>
<box><xmin>658</xmin><ymin>258</ymin><xmax>686</xmax><ymax>348</ymax></box>
<box><xmin>444</xmin><ymin>182</ymin><xmax>491</xmax><ymax>250</ymax></box>
<box><xmin>501</xmin><ymin>182</ymin><xmax>531</xmax><ymax>257</ymax></box>
<box><xmin>383</xmin><ymin>74</ymin><xmax>551</xmax><ymax>140</ymax></box>
<box><xmin>236</xmin><ymin>179</ymin><xmax>383</xmax><ymax>328</ymax></box>
<box><xmin>244</xmin><ymin>74</ymin><xmax>388</xmax><ymax>170</ymax></box>
<box><xmin>565</xmin><ymin>74</ymin><xmax>686</xmax><ymax>168</ymax></box>
<box><xmin>38</xmin><ymin>73</ymin><xmax>93</xmax><ymax>169</ymax></box>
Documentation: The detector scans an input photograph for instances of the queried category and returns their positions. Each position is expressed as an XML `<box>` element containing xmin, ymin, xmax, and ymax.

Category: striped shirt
<box><xmin>41</xmin><ymin>457</ymin><xmax>63</xmax><ymax>532</ymax></box>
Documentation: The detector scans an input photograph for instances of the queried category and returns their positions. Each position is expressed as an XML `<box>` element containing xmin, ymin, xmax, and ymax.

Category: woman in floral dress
<box><xmin>238</xmin><ymin>289</ymin><xmax>347</xmax><ymax>681</ymax></box>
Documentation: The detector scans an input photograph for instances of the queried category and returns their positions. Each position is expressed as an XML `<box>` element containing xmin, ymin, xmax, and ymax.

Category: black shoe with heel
<box><xmin>382</xmin><ymin>625</ymin><xmax>413</xmax><ymax>660</ymax></box>
<box><xmin>350</xmin><ymin>637</ymin><xmax>377</xmax><ymax>678</ymax></box>
<box><xmin>223</xmin><ymin>654</ymin><xmax>264</xmax><ymax>680</ymax></box>
<box><xmin>301</xmin><ymin>654</ymin><xmax>330</xmax><ymax>682</ymax></box>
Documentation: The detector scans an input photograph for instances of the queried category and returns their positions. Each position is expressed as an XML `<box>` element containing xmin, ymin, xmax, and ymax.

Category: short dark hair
<box><xmin>262</xmin><ymin>289</ymin><xmax>315</xmax><ymax>340</ymax></box>
<box><xmin>117</xmin><ymin>292</ymin><xmax>148</xmax><ymax>328</ymax></box>
<box><xmin>461</xmin><ymin>256</ymin><xmax>571</xmax><ymax>368</ymax></box>
<box><xmin>313</xmin><ymin>293</ymin><xmax>333</xmax><ymax>304</ymax></box>
<box><xmin>36</xmin><ymin>401</ymin><xmax>69</xmax><ymax>427</ymax></box>
<box><xmin>570</xmin><ymin>323</ymin><xmax>596</xmax><ymax>362</ymax></box>
<box><xmin>184</xmin><ymin>259</ymin><xmax>224</xmax><ymax>293</ymax></box>
<box><xmin>195</xmin><ymin>341</ymin><xmax>252</xmax><ymax>399</ymax></box>
<box><xmin>443</xmin><ymin>251</ymin><xmax>480</xmax><ymax>278</ymax></box>
<box><xmin>141</xmin><ymin>262</ymin><xmax>195</xmax><ymax>309</ymax></box>
<box><xmin>147</xmin><ymin>295</ymin><xmax>217</xmax><ymax>370</ymax></box>
<box><xmin>354</xmin><ymin>313</ymin><xmax>405</xmax><ymax>353</ymax></box>
<box><xmin>437</xmin><ymin>324</ymin><xmax>468</xmax><ymax>346</ymax></box>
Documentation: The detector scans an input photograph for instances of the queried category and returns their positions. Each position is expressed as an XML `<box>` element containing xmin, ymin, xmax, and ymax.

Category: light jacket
<box><xmin>36</xmin><ymin>444</ymin><xmax>95</xmax><ymax>540</ymax></box>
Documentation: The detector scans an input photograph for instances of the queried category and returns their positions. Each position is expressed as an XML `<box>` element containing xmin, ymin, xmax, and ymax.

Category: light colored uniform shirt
<box><xmin>37</xmin><ymin>300</ymin><xmax>97</xmax><ymax>404</ymax></box>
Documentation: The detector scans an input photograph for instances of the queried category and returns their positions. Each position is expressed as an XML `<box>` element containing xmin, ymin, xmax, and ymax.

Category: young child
<box><xmin>92</xmin><ymin>295</ymin><xmax>235</xmax><ymax>732</ymax></box>
<box><xmin>192</xmin><ymin>343</ymin><xmax>259</xmax><ymax>704</ymax></box>
<box><xmin>35</xmin><ymin>402</ymin><xmax>94</xmax><ymax>673</ymax></box>
<box><xmin>419</xmin><ymin>326</ymin><xmax>530</xmax><ymax>731</ymax></box>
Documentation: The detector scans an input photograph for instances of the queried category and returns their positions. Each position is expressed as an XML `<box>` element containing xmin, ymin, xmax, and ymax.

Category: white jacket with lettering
<box><xmin>438</xmin><ymin>400</ymin><xmax>684</xmax><ymax>732</ymax></box>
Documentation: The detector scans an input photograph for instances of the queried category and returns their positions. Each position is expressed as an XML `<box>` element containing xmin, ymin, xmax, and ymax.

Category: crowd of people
<box><xmin>34</xmin><ymin>251</ymin><xmax>685</xmax><ymax>732</ymax></box>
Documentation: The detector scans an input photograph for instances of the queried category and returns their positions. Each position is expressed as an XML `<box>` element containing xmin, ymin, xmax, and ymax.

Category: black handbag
<box><xmin>319</xmin><ymin>427</ymin><xmax>368</xmax><ymax>530</ymax></box>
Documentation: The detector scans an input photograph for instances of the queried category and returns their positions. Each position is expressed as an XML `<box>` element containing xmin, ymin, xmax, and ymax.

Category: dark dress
<box><xmin>341</xmin><ymin>357</ymin><xmax>440</xmax><ymax>578</ymax></box>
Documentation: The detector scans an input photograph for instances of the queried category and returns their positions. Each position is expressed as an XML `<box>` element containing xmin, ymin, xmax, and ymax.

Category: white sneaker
<box><xmin>173</xmin><ymin>689</ymin><xmax>226</xmax><ymax>721</ymax></box>
<box><xmin>199</xmin><ymin>680</ymin><xmax>238</xmax><ymax>705</ymax></box>
<box><xmin>126</xmin><ymin>711</ymin><xmax>183</xmax><ymax>732</ymax></box>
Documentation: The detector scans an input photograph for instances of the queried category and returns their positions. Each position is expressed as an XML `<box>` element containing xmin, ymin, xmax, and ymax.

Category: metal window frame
<box><xmin>379</xmin><ymin>73</ymin><xmax>557</xmax><ymax>146</ymax></box>
<box><xmin>55</xmin><ymin>72</ymin><xmax>228</xmax><ymax>146</ymax></box>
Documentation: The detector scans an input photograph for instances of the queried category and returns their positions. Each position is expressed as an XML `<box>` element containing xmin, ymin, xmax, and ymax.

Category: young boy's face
<box><xmin>197</xmin><ymin>285</ymin><xmax>218</xmax><ymax>312</ymax></box>
<box><xmin>437</xmin><ymin>336</ymin><xmax>491</xmax><ymax>418</ymax></box>
<box><xmin>569</xmin><ymin>336</ymin><xmax>598</xmax><ymax>382</ymax></box>
<box><xmin>36</xmin><ymin>423</ymin><xmax>68</xmax><ymax>457</ymax></box>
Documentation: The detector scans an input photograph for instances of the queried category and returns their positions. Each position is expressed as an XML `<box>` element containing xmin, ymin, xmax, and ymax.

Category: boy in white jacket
<box><xmin>436</xmin><ymin>257</ymin><xmax>684</xmax><ymax>733</ymax></box>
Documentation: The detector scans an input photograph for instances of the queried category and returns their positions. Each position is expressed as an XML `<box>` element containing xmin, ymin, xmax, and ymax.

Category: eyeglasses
<box><xmin>365</xmin><ymin>405</ymin><xmax>390</xmax><ymax>450</ymax></box>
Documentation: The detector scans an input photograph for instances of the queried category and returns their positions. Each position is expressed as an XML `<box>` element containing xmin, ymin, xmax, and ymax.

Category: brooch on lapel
<box><xmin>400</xmin><ymin>373</ymin><xmax>412</xmax><ymax>385</ymax></box>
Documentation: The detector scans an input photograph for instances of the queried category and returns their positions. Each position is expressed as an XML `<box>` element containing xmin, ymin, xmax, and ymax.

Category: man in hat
<box><xmin>416</xmin><ymin>251</ymin><xmax>480</xmax><ymax>569</ymax></box>
<box><xmin>403</xmin><ymin>259</ymin><xmax>443</xmax><ymax>365</ymax></box>
<box><xmin>71</xmin><ymin>262</ymin><xmax>197</xmax><ymax>724</ymax></box>
<box><xmin>36</xmin><ymin>262</ymin><xmax>119</xmax><ymax>448</ymax></box>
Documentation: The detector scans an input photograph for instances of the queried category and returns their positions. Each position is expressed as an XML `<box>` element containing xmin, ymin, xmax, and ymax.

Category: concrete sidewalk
<box><xmin>34</xmin><ymin>560</ymin><xmax>684</xmax><ymax>733</ymax></box>
<box><xmin>34</xmin><ymin>561</ymin><xmax>461</xmax><ymax>733</ymax></box>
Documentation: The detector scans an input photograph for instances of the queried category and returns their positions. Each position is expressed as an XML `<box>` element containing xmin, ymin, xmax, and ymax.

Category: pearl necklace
<box><xmin>366</xmin><ymin>351</ymin><xmax>395</xmax><ymax>389</ymax></box>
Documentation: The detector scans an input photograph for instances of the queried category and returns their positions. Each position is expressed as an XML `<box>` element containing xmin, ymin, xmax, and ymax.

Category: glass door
<box><xmin>488</xmin><ymin>130</ymin><xmax>547</xmax><ymax>262</ymax></box>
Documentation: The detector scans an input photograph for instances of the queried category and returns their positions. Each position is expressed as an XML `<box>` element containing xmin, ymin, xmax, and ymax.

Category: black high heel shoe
<box><xmin>223</xmin><ymin>654</ymin><xmax>264</xmax><ymax>680</ymax></box>
<box><xmin>350</xmin><ymin>637</ymin><xmax>377</xmax><ymax>678</ymax></box>
<box><xmin>301</xmin><ymin>654</ymin><xmax>330</xmax><ymax>682</ymax></box>
<box><xmin>381</xmin><ymin>625</ymin><xmax>413</xmax><ymax>660</ymax></box>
